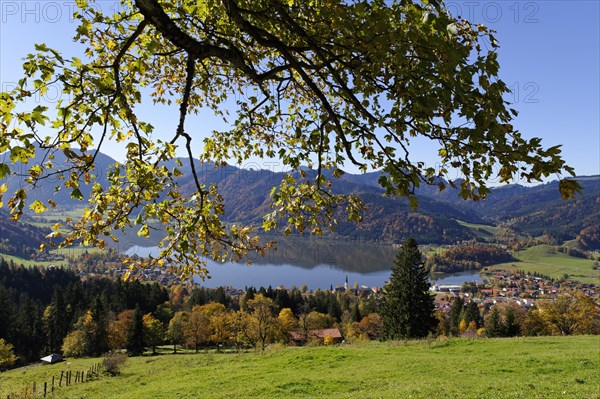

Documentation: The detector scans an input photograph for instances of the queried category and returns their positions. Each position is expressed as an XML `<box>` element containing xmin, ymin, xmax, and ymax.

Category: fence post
<box><xmin>59</xmin><ymin>371</ymin><xmax>63</xmax><ymax>387</ymax></box>
<box><xmin>33</xmin><ymin>382</ymin><xmax>36</xmax><ymax>394</ymax></box>
<box><xmin>44</xmin><ymin>382</ymin><xmax>47</xmax><ymax>397</ymax></box>
<box><xmin>52</xmin><ymin>376</ymin><xmax>55</xmax><ymax>392</ymax></box>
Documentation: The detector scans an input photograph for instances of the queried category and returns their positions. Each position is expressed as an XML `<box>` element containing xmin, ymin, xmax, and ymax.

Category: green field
<box><xmin>490</xmin><ymin>245</ymin><xmax>599</xmax><ymax>284</ymax></box>
<box><xmin>2</xmin><ymin>336</ymin><xmax>599</xmax><ymax>399</ymax></box>
<box><xmin>0</xmin><ymin>254</ymin><xmax>67</xmax><ymax>268</ymax></box>
<box><xmin>0</xmin><ymin>247</ymin><xmax>103</xmax><ymax>268</ymax></box>
<box><xmin>456</xmin><ymin>220</ymin><xmax>501</xmax><ymax>240</ymax></box>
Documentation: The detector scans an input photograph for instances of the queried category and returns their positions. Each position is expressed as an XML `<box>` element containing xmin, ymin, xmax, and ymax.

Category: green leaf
<box><xmin>0</xmin><ymin>163</ymin><xmax>10</xmax><ymax>179</ymax></box>
<box><xmin>70</xmin><ymin>188</ymin><xmax>84</xmax><ymax>200</ymax></box>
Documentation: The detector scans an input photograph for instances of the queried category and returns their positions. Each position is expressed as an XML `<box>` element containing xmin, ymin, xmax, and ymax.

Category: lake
<box><xmin>124</xmin><ymin>237</ymin><xmax>482</xmax><ymax>290</ymax></box>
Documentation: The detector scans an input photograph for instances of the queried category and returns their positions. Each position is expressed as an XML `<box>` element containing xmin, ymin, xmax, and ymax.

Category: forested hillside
<box><xmin>0</xmin><ymin>211</ymin><xmax>51</xmax><ymax>258</ymax></box>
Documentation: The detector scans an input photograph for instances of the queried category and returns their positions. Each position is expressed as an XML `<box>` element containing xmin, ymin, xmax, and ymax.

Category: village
<box><xmin>72</xmin><ymin>259</ymin><xmax>599</xmax><ymax>317</ymax></box>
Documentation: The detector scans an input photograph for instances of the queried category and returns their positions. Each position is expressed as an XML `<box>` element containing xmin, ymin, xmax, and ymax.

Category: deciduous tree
<box><xmin>0</xmin><ymin>338</ymin><xmax>17</xmax><ymax>370</ymax></box>
<box><xmin>247</xmin><ymin>294</ymin><xmax>277</xmax><ymax>350</ymax></box>
<box><xmin>276</xmin><ymin>308</ymin><xmax>297</xmax><ymax>343</ymax></box>
<box><xmin>0</xmin><ymin>0</ymin><xmax>579</xmax><ymax>277</ymax></box>
<box><xmin>359</xmin><ymin>313</ymin><xmax>384</xmax><ymax>340</ymax></box>
<box><xmin>143</xmin><ymin>313</ymin><xmax>165</xmax><ymax>354</ymax></box>
<box><xmin>538</xmin><ymin>292</ymin><xmax>600</xmax><ymax>335</ymax></box>
<box><xmin>108</xmin><ymin>309</ymin><xmax>135</xmax><ymax>350</ymax></box>
<box><xmin>166</xmin><ymin>311</ymin><xmax>189</xmax><ymax>353</ymax></box>
<box><xmin>61</xmin><ymin>330</ymin><xmax>88</xmax><ymax>358</ymax></box>
<box><xmin>184</xmin><ymin>306</ymin><xmax>210</xmax><ymax>352</ymax></box>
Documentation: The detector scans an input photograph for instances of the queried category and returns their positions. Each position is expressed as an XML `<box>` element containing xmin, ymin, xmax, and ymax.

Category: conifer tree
<box><xmin>503</xmin><ymin>307</ymin><xmax>521</xmax><ymax>337</ymax></box>
<box><xmin>381</xmin><ymin>238</ymin><xmax>436</xmax><ymax>339</ymax></box>
<box><xmin>126</xmin><ymin>305</ymin><xmax>145</xmax><ymax>356</ymax></box>
<box><xmin>486</xmin><ymin>307</ymin><xmax>503</xmax><ymax>338</ymax></box>
<box><xmin>449</xmin><ymin>296</ymin><xmax>465</xmax><ymax>335</ymax></box>
<box><xmin>463</xmin><ymin>300</ymin><xmax>483</xmax><ymax>329</ymax></box>
<box><xmin>88</xmin><ymin>297</ymin><xmax>109</xmax><ymax>356</ymax></box>
<box><xmin>0</xmin><ymin>285</ymin><xmax>15</xmax><ymax>342</ymax></box>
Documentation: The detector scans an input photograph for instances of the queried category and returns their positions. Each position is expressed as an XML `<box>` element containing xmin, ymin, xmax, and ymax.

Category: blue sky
<box><xmin>1</xmin><ymin>0</ymin><xmax>598</xmax><ymax>181</ymax></box>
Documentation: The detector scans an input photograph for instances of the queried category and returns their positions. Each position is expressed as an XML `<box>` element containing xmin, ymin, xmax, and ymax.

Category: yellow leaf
<box><xmin>29</xmin><ymin>200</ymin><xmax>47</xmax><ymax>214</ymax></box>
<box><xmin>138</xmin><ymin>225</ymin><xmax>149</xmax><ymax>237</ymax></box>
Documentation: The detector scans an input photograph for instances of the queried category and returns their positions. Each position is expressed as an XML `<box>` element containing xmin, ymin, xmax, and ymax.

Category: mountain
<box><xmin>472</xmin><ymin>177</ymin><xmax>600</xmax><ymax>240</ymax></box>
<box><xmin>0</xmin><ymin>149</ymin><xmax>116</xmax><ymax>208</ymax></box>
<box><xmin>2</xmin><ymin>149</ymin><xmax>599</xmax><ymax>246</ymax></box>
<box><xmin>169</xmin><ymin>162</ymin><xmax>481</xmax><ymax>243</ymax></box>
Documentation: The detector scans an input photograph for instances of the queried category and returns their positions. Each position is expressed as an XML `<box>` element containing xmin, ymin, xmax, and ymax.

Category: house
<box><xmin>290</xmin><ymin>328</ymin><xmax>343</xmax><ymax>345</ymax></box>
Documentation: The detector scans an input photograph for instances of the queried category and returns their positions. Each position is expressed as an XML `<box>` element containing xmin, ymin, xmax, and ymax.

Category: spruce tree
<box><xmin>463</xmin><ymin>300</ymin><xmax>483</xmax><ymax>329</ymax></box>
<box><xmin>502</xmin><ymin>307</ymin><xmax>521</xmax><ymax>337</ymax></box>
<box><xmin>89</xmin><ymin>297</ymin><xmax>109</xmax><ymax>356</ymax></box>
<box><xmin>449</xmin><ymin>296</ymin><xmax>465</xmax><ymax>336</ymax></box>
<box><xmin>485</xmin><ymin>307</ymin><xmax>503</xmax><ymax>338</ymax></box>
<box><xmin>381</xmin><ymin>238</ymin><xmax>436</xmax><ymax>339</ymax></box>
<box><xmin>0</xmin><ymin>284</ymin><xmax>15</xmax><ymax>342</ymax></box>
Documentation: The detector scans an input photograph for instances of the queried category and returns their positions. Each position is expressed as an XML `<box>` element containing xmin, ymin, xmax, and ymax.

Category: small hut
<box><xmin>40</xmin><ymin>354</ymin><xmax>63</xmax><ymax>364</ymax></box>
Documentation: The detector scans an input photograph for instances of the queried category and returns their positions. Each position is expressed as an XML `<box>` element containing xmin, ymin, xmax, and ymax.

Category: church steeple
<box><xmin>344</xmin><ymin>275</ymin><xmax>348</xmax><ymax>291</ymax></box>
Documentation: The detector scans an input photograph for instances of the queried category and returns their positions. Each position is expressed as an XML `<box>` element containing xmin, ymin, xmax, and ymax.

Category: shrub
<box><xmin>103</xmin><ymin>352</ymin><xmax>127</xmax><ymax>376</ymax></box>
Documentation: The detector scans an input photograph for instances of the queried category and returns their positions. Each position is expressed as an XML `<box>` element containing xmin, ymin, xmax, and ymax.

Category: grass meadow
<box><xmin>490</xmin><ymin>245</ymin><xmax>599</xmax><ymax>284</ymax></box>
<box><xmin>1</xmin><ymin>336</ymin><xmax>598</xmax><ymax>399</ymax></box>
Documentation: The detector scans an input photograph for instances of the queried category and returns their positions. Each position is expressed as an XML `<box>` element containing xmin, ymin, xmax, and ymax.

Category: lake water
<box><xmin>124</xmin><ymin>237</ymin><xmax>482</xmax><ymax>290</ymax></box>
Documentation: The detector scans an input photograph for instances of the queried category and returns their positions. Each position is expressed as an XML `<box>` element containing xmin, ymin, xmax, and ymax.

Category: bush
<box><xmin>323</xmin><ymin>335</ymin><xmax>335</xmax><ymax>346</ymax></box>
<box><xmin>103</xmin><ymin>352</ymin><xmax>127</xmax><ymax>376</ymax></box>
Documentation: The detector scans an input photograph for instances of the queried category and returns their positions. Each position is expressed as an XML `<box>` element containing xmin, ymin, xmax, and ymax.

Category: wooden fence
<box><xmin>4</xmin><ymin>361</ymin><xmax>104</xmax><ymax>399</ymax></box>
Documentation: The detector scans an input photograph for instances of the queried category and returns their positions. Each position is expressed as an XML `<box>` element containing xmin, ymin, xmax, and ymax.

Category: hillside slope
<box><xmin>1</xmin><ymin>337</ymin><xmax>597</xmax><ymax>399</ymax></box>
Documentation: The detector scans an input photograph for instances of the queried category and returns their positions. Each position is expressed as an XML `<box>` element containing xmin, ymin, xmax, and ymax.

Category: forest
<box><xmin>427</xmin><ymin>243</ymin><xmax>515</xmax><ymax>273</ymax></box>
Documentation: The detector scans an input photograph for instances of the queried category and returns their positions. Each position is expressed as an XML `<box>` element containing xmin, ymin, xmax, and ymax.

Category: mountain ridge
<box><xmin>1</xmin><ymin>150</ymin><xmax>598</xmax><ymax>247</ymax></box>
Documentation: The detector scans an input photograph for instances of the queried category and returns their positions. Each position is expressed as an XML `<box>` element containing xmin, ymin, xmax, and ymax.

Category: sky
<box><xmin>1</xmin><ymin>0</ymin><xmax>599</xmax><ymax>183</ymax></box>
